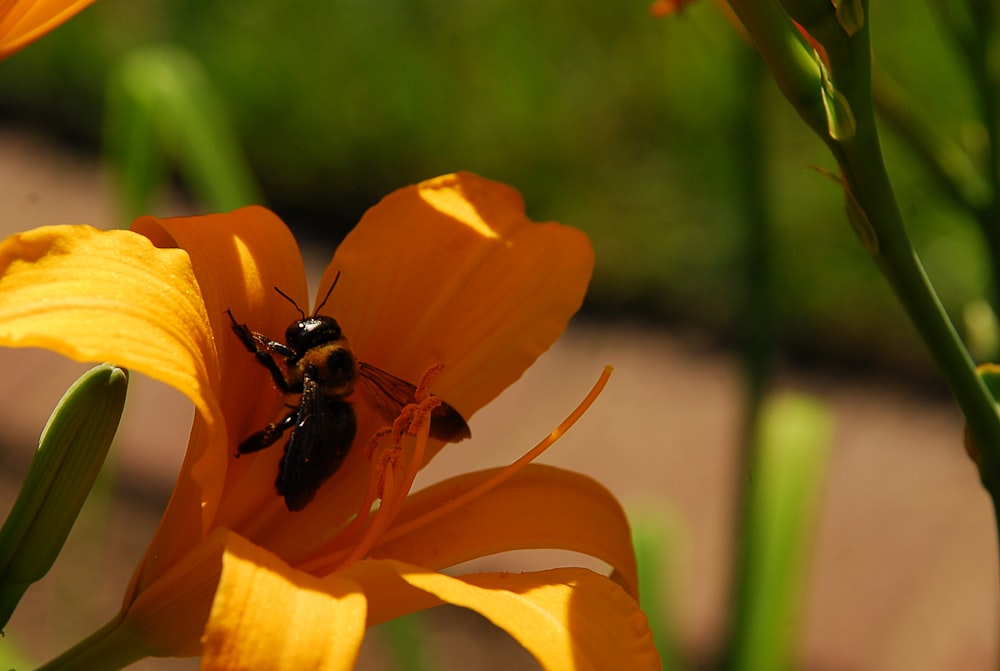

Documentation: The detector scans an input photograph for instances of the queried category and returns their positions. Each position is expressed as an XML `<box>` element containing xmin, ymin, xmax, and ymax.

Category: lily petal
<box><xmin>333</xmin><ymin>464</ymin><xmax>640</xmax><ymax>598</ymax></box>
<box><xmin>321</xmin><ymin>172</ymin><xmax>594</xmax><ymax>420</ymax></box>
<box><xmin>0</xmin><ymin>225</ymin><xmax>219</xmax><ymax>426</ymax></box>
<box><xmin>202</xmin><ymin>533</ymin><xmax>367</xmax><ymax>671</ymax></box>
<box><xmin>29</xmin><ymin>531</ymin><xmax>229</xmax><ymax>671</ymax></box>
<box><xmin>0</xmin><ymin>0</ymin><xmax>96</xmax><ymax>58</ymax></box>
<box><xmin>344</xmin><ymin>559</ymin><xmax>661</xmax><ymax>671</ymax></box>
<box><xmin>132</xmin><ymin>206</ymin><xmax>307</xmax><ymax>455</ymax></box>
<box><xmin>127</xmin><ymin>207</ymin><xmax>309</xmax><ymax>590</ymax></box>
<box><xmin>125</xmin><ymin>528</ymin><xmax>231</xmax><ymax>657</ymax></box>
<box><xmin>268</xmin><ymin>172</ymin><xmax>594</xmax><ymax>540</ymax></box>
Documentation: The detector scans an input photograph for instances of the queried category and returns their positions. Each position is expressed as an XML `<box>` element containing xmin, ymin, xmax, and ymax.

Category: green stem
<box><xmin>723</xmin><ymin>47</ymin><xmax>776</xmax><ymax>671</ymax></box>
<box><xmin>730</xmin><ymin>0</ymin><xmax>1000</xmax><ymax>627</ymax></box>
<box><xmin>839</xmin><ymin>127</ymin><xmax>1000</xmax><ymax>464</ymax></box>
<box><xmin>725</xmin><ymin>0</ymin><xmax>826</xmax><ymax>138</ymax></box>
<box><xmin>734</xmin><ymin>53</ymin><xmax>774</xmax><ymax>444</ymax></box>
<box><xmin>738</xmin><ymin>0</ymin><xmax>1000</xmax><ymax>504</ymax></box>
<box><xmin>33</xmin><ymin>615</ymin><xmax>150</xmax><ymax>671</ymax></box>
<box><xmin>816</xmin><ymin>2</ymin><xmax>1000</xmax><ymax>487</ymax></box>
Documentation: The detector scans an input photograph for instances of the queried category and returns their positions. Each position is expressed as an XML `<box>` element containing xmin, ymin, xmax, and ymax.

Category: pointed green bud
<box><xmin>0</xmin><ymin>364</ymin><xmax>128</xmax><ymax>630</ymax></box>
<box><xmin>816</xmin><ymin>51</ymin><xmax>857</xmax><ymax>141</ymax></box>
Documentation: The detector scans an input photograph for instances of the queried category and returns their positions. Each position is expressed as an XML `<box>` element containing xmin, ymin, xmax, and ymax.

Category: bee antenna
<box><xmin>313</xmin><ymin>271</ymin><xmax>341</xmax><ymax>316</ymax></box>
<box><xmin>273</xmin><ymin>286</ymin><xmax>306</xmax><ymax>320</ymax></box>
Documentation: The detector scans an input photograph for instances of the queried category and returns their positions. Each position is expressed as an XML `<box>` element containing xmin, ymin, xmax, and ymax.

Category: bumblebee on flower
<box><xmin>0</xmin><ymin>172</ymin><xmax>659</xmax><ymax>670</ymax></box>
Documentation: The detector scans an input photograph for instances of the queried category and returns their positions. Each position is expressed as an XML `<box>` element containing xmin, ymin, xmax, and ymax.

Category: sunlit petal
<box><xmin>202</xmin><ymin>533</ymin><xmax>366</xmax><ymax>671</ymax></box>
<box><xmin>0</xmin><ymin>224</ymin><xmax>219</xmax><ymax>425</ymax></box>
<box><xmin>124</xmin><ymin>528</ymin><xmax>231</xmax><ymax>657</ymax></box>
<box><xmin>362</xmin><ymin>464</ymin><xmax>640</xmax><ymax>597</ymax></box>
<box><xmin>321</xmin><ymin>172</ymin><xmax>594</xmax><ymax>418</ymax></box>
<box><xmin>127</xmin><ymin>207</ymin><xmax>309</xmax><ymax>591</ymax></box>
<box><xmin>132</xmin><ymin>206</ymin><xmax>307</xmax><ymax>465</ymax></box>
<box><xmin>277</xmin><ymin>172</ymin><xmax>594</xmax><ymax>539</ymax></box>
<box><xmin>344</xmin><ymin>559</ymin><xmax>660</xmax><ymax>671</ymax></box>
<box><xmin>5</xmin><ymin>178</ymin><xmax>642</xmax><ymax>668</ymax></box>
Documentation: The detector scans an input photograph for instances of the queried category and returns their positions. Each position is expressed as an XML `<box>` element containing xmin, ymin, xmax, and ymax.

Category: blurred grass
<box><xmin>0</xmin><ymin>0</ymin><xmax>986</xmax><ymax>374</ymax></box>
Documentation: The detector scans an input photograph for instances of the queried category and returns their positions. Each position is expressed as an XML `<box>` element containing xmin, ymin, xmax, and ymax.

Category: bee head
<box><xmin>286</xmin><ymin>315</ymin><xmax>344</xmax><ymax>353</ymax></box>
<box><xmin>274</xmin><ymin>274</ymin><xmax>347</xmax><ymax>356</ymax></box>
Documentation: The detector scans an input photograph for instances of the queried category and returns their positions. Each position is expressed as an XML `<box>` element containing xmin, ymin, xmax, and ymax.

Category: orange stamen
<box><xmin>379</xmin><ymin>365</ymin><xmax>612</xmax><ymax>545</ymax></box>
<box><xmin>304</xmin><ymin>366</ymin><xmax>612</xmax><ymax>575</ymax></box>
<box><xmin>414</xmin><ymin>363</ymin><xmax>445</xmax><ymax>401</ymax></box>
<box><xmin>365</xmin><ymin>426</ymin><xmax>391</xmax><ymax>458</ymax></box>
<box><xmin>383</xmin><ymin>395</ymin><xmax>441</xmax><ymax>521</ymax></box>
<box><xmin>305</xmin><ymin>383</ymin><xmax>443</xmax><ymax>572</ymax></box>
<box><xmin>332</xmin><ymin>456</ymin><xmax>398</xmax><ymax>570</ymax></box>
<box><xmin>318</xmin><ymin>452</ymin><xmax>385</xmax><ymax>554</ymax></box>
<box><xmin>331</xmin><ymin>412</ymin><xmax>433</xmax><ymax>571</ymax></box>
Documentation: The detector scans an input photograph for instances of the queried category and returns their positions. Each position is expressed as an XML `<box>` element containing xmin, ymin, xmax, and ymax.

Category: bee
<box><xmin>226</xmin><ymin>275</ymin><xmax>470</xmax><ymax>511</ymax></box>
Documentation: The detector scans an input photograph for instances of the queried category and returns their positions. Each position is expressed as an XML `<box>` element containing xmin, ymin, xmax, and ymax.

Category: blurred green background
<box><xmin>0</xmin><ymin>0</ymin><xmax>986</xmax><ymax>375</ymax></box>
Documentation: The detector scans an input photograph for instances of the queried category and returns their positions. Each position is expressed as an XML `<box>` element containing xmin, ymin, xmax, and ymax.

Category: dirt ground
<box><xmin>0</xmin><ymin>127</ymin><xmax>997</xmax><ymax>670</ymax></box>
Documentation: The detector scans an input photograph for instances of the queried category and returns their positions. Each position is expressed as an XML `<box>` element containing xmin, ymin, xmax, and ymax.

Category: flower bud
<box><xmin>0</xmin><ymin>364</ymin><xmax>128</xmax><ymax>629</ymax></box>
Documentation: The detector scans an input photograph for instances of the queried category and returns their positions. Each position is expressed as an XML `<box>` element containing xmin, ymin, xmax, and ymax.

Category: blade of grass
<box><xmin>730</xmin><ymin>393</ymin><xmax>832</xmax><ymax>671</ymax></box>
<box><xmin>379</xmin><ymin>612</ymin><xmax>432</xmax><ymax>671</ymax></box>
<box><xmin>104</xmin><ymin>45</ymin><xmax>262</xmax><ymax>222</ymax></box>
<box><xmin>632</xmin><ymin>507</ymin><xmax>684</xmax><ymax>670</ymax></box>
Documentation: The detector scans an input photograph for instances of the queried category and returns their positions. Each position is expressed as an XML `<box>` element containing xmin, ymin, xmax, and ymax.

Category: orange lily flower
<box><xmin>0</xmin><ymin>172</ymin><xmax>660</xmax><ymax>669</ymax></box>
<box><xmin>0</xmin><ymin>0</ymin><xmax>97</xmax><ymax>59</ymax></box>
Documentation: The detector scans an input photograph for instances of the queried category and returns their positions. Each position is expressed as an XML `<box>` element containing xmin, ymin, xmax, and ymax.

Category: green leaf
<box><xmin>104</xmin><ymin>46</ymin><xmax>262</xmax><ymax>222</ymax></box>
<box><xmin>631</xmin><ymin>508</ymin><xmax>684</xmax><ymax>671</ymax></box>
<box><xmin>731</xmin><ymin>393</ymin><xmax>833</xmax><ymax>671</ymax></box>
<box><xmin>379</xmin><ymin>612</ymin><xmax>432</xmax><ymax>671</ymax></box>
<box><xmin>0</xmin><ymin>635</ymin><xmax>34</xmax><ymax>669</ymax></box>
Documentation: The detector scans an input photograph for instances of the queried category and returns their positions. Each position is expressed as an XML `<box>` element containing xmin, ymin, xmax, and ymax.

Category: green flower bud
<box><xmin>0</xmin><ymin>364</ymin><xmax>128</xmax><ymax>629</ymax></box>
<box><xmin>818</xmin><ymin>52</ymin><xmax>857</xmax><ymax>141</ymax></box>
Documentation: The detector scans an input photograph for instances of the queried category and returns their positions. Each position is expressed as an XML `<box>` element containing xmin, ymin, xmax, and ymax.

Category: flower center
<box><xmin>299</xmin><ymin>365</ymin><xmax>613</xmax><ymax>575</ymax></box>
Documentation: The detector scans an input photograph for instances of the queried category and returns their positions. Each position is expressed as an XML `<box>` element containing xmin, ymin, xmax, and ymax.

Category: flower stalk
<box><xmin>816</xmin><ymin>3</ymin><xmax>1000</xmax><ymax>491</ymax></box>
<box><xmin>726</xmin><ymin>0</ymin><xmax>1000</xmax><ymax>494</ymax></box>
<box><xmin>34</xmin><ymin>615</ymin><xmax>151</xmax><ymax>671</ymax></box>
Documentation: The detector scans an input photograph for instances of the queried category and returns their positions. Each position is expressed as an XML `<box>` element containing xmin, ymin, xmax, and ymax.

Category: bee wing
<box><xmin>278</xmin><ymin>372</ymin><xmax>357</xmax><ymax>511</ymax></box>
<box><xmin>357</xmin><ymin>361</ymin><xmax>471</xmax><ymax>443</ymax></box>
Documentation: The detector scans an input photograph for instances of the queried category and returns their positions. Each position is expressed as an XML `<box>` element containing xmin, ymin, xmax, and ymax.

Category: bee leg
<box><xmin>226</xmin><ymin>309</ymin><xmax>295</xmax><ymax>392</ymax></box>
<box><xmin>237</xmin><ymin>408</ymin><xmax>298</xmax><ymax>455</ymax></box>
